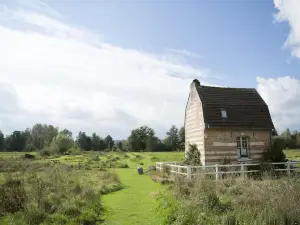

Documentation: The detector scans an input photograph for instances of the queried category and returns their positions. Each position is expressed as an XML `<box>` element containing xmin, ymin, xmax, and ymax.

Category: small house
<box><xmin>184</xmin><ymin>79</ymin><xmax>275</xmax><ymax>165</ymax></box>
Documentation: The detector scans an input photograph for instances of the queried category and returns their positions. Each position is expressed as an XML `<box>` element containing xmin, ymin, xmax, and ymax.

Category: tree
<box><xmin>116</xmin><ymin>141</ymin><xmax>124</xmax><ymax>151</ymax></box>
<box><xmin>91</xmin><ymin>133</ymin><xmax>106</xmax><ymax>151</ymax></box>
<box><xmin>5</xmin><ymin>131</ymin><xmax>27</xmax><ymax>152</ymax></box>
<box><xmin>179</xmin><ymin>126</ymin><xmax>185</xmax><ymax>151</ymax></box>
<box><xmin>127</xmin><ymin>126</ymin><xmax>156</xmax><ymax>151</ymax></box>
<box><xmin>52</xmin><ymin>134</ymin><xmax>74</xmax><ymax>154</ymax></box>
<box><xmin>164</xmin><ymin>125</ymin><xmax>180</xmax><ymax>151</ymax></box>
<box><xmin>104</xmin><ymin>135</ymin><xmax>114</xmax><ymax>150</ymax></box>
<box><xmin>281</xmin><ymin>128</ymin><xmax>296</xmax><ymax>149</ymax></box>
<box><xmin>76</xmin><ymin>132</ymin><xmax>92</xmax><ymax>151</ymax></box>
<box><xmin>0</xmin><ymin>130</ymin><xmax>4</xmax><ymax>151</ymax></box>
<box><xmin>30</xmin><ymin>124</ymin><xmax>59</xmax><ymax>150</ymax></box>
<box><xmin>60</xmin><ymin>129</ymin><xmax>73</xmax><ymax>139</ymax></box>
<box><xmin>146</xmin><ymin>136</ymin><xmax>159</xmax><ymax>152</ymax></box>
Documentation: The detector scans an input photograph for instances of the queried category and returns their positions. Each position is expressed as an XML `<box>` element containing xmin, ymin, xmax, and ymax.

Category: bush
<box><xmin>0</xmin><ymin>179</ymin><xmax>26</xmax><ymax>214</ymax></box>
<box><xmin>100</xmin><ymin>183</ymin><xmax>124</xmax><ymax>195</ymax></box>
<box><xmin>40</xmin><ymin>145</ymin><xmax>59</xmax><ymax>157</ymax></box>
<box><xmin>161</xmin><ymin>175</ymin><xmax>300</xmax><ymax>225</ymax></box>
<box><xmin>0</xmin><ymin>161</ymin><xmax>122</xmax><ymax>224</ymax></box>
<box><xmin>117</xmin><ymin>163</ymin><xmax>129</xmax><ymax>168</ymax></box>
<box><xmin>52</xmin><ymin>134</ymin><xmax>74</xmax><ymax>154</ymax></box>
<box><xmin>150</xmin><ymin>156</ymin><xmax>160</xmax><ymax>161</ymax></box>
<box><xmin>183</xmin><ymin>144</ymin><xmax>201</xmax><ymax>166</ymax></box>
<box><xmin>263</xmin><ymin>137</ymin><xmax>287</xmax><ymax>164</ymax></box>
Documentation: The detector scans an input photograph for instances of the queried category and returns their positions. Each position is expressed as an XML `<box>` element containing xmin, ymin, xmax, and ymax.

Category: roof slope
<box><xmin>194</xmin><ymin>84</ymin><xmax>275</xmax><ymax>130</ymax></box>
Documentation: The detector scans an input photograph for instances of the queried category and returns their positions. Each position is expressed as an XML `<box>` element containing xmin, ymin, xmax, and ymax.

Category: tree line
<box><xmin>275</xmin><ymin>128</ymin><xmax>300</xmax><ymax>149</ymax></box>
<box><xmin>0</xmin><ymin>124</ymin><xmax>185</xmax><ymax>153</ymax></box>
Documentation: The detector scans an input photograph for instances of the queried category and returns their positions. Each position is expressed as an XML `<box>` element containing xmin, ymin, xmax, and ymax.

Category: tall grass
<box><xmin>159</xmin><ymin>174</ymin><xmax>300</xmax><ymax>225</ymax></box>
<box><xmin>0</xmin><ymin>159</ymin><xmax>123</xmax><ymax>225</ymax></box>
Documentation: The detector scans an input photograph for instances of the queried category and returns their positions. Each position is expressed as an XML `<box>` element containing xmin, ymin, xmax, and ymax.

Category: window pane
<box><xmin>237</xmin><ymin>137</ymin><xmax>249</xmax><ymax>157</ymax></box>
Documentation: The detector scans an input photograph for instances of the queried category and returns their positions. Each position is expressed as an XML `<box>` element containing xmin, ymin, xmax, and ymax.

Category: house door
<box><xmin>236</xmin><ymin>136</ymin><xmax>249</xmax><ymax>158</ymax></box>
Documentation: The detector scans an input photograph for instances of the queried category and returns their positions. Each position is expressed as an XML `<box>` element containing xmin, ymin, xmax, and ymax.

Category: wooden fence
<box><xmin>156</xmin><ymin>160</ymin><xmax>300</xmax><ymax>180</ymax></box>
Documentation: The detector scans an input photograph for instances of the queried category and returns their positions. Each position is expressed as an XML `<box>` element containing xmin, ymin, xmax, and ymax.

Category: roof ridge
<box><xmin>200</xmin><ymin>85</ymin><xmax>256</xmax><ymax>90</ymax></box>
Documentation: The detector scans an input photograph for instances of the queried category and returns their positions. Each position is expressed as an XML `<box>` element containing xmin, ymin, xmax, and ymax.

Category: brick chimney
<box><xmin>190</xmin><ymin>79</ymin><xmax>201</xmax><ymax>89</ymax></box>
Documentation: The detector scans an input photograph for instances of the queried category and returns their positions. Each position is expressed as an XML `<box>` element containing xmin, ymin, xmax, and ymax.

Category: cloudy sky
<box><xmin>0</xmin><ymin>0</ymin><xmax>299</xmax><ymax>139</ymax></box>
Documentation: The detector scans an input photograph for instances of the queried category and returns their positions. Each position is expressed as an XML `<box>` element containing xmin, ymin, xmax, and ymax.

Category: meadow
<box><xmin>0</xmin><ymin>151</ymin><xmax>184</xmax><ymax>225</ymax></box>
<box><xmin>0</xmin><ymin>149</ymin><xmax>300</xmax><ymax>225</ymax></box>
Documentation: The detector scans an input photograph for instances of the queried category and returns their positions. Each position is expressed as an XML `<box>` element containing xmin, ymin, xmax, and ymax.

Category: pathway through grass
<box><xmin>102</xmin><ymin>168</ymin><xmax>166</xmax><ymax>225</ymax></box>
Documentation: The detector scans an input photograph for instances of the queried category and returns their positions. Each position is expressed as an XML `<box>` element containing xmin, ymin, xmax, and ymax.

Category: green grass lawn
<box><xmin>284</xmin><ymin>149</ymin><xmax>300</xmax><ymax>160</ymax></box>
<box><xmin>100</xmin><ymin>152</ymin><xmax>184</xmax><ymax>225</ymax></box>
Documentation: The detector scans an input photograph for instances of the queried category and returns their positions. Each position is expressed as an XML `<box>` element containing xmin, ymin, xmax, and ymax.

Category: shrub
<box><xmin>0</xmin><ymin>161</ymin><xmax>121</xmax><ymax>224</ymax></box>
<box><xmin>263</xmin><ymin>138</ymin><xmax>287</xmax><ymax>163</ymax></box>
<box><xmin>52</xmin><ymin>134</ymin><xmax>74</xmax><ymax>154</ymax></box>
<box><xmin>183</xmin><ymin>144</ymin><xmax>201</xmax><ymax>166</ymax></box>
<box><xmin>117</xmin><ymin>163</ymin><xmax>129</xmax><ymax>168</ymax></box>
<box><xmin>150</xmin><ymin>156</ymin><xmax>160</xmax><ymax>161</ymax></box>
<box><xmin>100</xmin><ymin>183</ymin><xmax>124</xmax><ymax>195</ymax></box>
<box><xmin>0</xmin><ymin>179</ymin><xmax>26</xmax><ymax>214</ymax></box>
<box><xmin>39</xmin><ymin>144</ymin><xmax>60</xmax><ymax>157</ymax></box>
<box><xmin>162</xmin><ymin>175</ymin><xmax>300</xmax><ymax>225</ymax></box>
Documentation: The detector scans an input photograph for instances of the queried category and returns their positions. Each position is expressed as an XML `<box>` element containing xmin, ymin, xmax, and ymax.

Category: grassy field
<box><xmin>284</xmin><ymin>149</ymin><xmax>300</xmax><ymax>160</ymax></box>
<box><xmin>1</xmin><ymin>149</ymin><xmax>299</xmax><ymax>225</ymax></box>
<box><xmin>0</xmin><ymin>151</ymin><xmax>184</xmax><ymax>225</ymax></box>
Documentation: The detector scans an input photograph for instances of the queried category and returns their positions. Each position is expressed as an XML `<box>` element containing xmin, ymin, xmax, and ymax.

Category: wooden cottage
<box><xmin>184</xmin><ymin>79</ymin><xmax>275</xmax><ymax>165</ymax></box>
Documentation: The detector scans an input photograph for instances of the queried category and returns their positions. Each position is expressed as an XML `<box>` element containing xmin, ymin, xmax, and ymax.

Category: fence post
<box><xmin>215</xmin><ymin>164</ymin><xmax>219</xmax><ymax>180</ymax></box>
<box><xmin>287</xmin><ymin>161</ymin><xmax>291</xmax><ymax>177</ymax></box>
<box><xmin>241</xmin><ymin>163</ymin><xmax>245</xmax><ymax>180</ymax></box>
<box><xmin>187</xmin><ymin>166</ymin><xmax>192</xmax><ymax>180</ymax></box>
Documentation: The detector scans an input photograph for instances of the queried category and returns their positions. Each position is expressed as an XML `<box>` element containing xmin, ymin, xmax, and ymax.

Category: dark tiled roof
<box><xmin>195</xmin><ymin>84</ymin><xmax>275</xmax><ymax>130</ymax></box>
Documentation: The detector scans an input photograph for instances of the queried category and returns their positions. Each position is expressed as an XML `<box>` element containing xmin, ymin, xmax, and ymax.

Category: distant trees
<box><xmin>4</xmin><ymin>131</ymin><xmax>27</xmax><ymax>152</ymax></box>
<box><xmin>179</xmin><ymin>126</ymin><xmax>185</xmax><ymax>150</ymax></box>
<box><xmin>164</xmin><ymin>125</ymin><xmax>180</xmax><ymax>151</ymax></box>
<box><xmin>104</xmin><ymin>135</ymin><xmax>114</xmax><ymax>150</ymax></box>
<box><xmin>91</xmin><ymin>133</ymin><xmax>106</xmax><ymax>151</ymax></box>
<box><xmin>0</xmin><ymin>123</ymin><xmax>185</xmax><ymax>152</ymax></box>
<box><xmin>52</xmin><ymin>133</ymin><xmax>74</xmax><ymax>154</ymax></box>
<box><xmin>279</xmin><ymin>128</ymin><xmax>300</xmax><ymax>149</ymax></box>
<box><xmin>127</xmin><ymin>126</ymin><xmax>155</xmax><ymax>151</ymax></box>
<box><xmin>0</xmin><ymin>131</ymin><xmax>4</xmax><ymax>151</ymax></box>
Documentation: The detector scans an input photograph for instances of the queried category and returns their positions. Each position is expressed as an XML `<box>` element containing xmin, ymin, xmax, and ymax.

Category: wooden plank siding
<box><xmin>185</xmin><ymin>83</ymin><xmax>206</xmax><ymax>165</ymax></box>
<box><xmin>204</xmin><ymin>129</ymin><xmax>271</xmax><ymax>165</ymax></box>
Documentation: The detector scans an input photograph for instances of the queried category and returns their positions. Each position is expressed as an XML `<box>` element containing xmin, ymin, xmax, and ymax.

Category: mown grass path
<box><xmin>102</xmin><ymin>168</ymin><xmax>165</xmax><ymax>225</ymax></box>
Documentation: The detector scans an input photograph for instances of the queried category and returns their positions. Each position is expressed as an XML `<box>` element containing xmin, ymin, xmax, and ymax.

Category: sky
<box><xmin>0</xmin><ymin>0</ymin><xmax>300</xmax><ymax>139</ymax></box>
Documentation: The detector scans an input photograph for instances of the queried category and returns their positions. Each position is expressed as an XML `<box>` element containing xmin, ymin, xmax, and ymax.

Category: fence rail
<box><xmin>156</xmin><ymin>160</ymin><xmax>300</xmax><ymax>180</ymax></box>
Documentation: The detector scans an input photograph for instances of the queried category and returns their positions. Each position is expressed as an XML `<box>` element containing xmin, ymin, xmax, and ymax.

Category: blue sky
<box><xmin>48</xmin><ymin>0</ymin><xmax>299</xmax><ymax>87</ymax></box>
<box><xmin>0</xmin><ymin>0</ymin><xmax>300</xmax><ymax>138</ymax></box>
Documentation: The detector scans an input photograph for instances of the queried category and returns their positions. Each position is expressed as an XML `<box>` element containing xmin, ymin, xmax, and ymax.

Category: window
<box><xmin>236</xmin><ymin>136</ymin><xmax>249</xmax><ymax>158</ymax></box>
<box><xmin>221</xmin><ymin>109</ymin><xmax>227</xmax><ymax>118</ymax></box>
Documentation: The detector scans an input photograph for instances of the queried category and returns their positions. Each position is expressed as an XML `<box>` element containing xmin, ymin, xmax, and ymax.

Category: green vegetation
<box><xmin>0</xmin><ymin>123</ymin><xmax>185</xmax><ymax>153</ymax></box>
<box><xmin>159</xmin><ymin>175</ymin><xmax>300</xmax><ymax>225</ymax></box>
<box><xmin>0</xmin><ymin>159</ymin><xmax>120</xmax><ymax>225</ymax></box>
<box><xmin>0</xmin><ymin>151</ymin><xmax>184</xmax><ymax>225</ymax></box>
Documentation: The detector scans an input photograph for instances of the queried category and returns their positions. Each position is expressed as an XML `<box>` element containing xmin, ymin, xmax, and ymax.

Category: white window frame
<box><xmin>236</xmin><ymin>136</ymin><xmax>249</xmax><ymax>158</ymax></box>
<box><xmin>221</xmin><ymin>109</ymin><xmax>227</xmax><ymax>118</ymax></box>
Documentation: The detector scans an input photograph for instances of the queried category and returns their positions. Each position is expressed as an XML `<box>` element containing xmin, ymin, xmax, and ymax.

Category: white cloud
<box><xmin>257</xmin><ymin>76</ymin><xmax>300</xmax><ymax>132</ymax></box>
<box><xmin>0</xmin><ymin>2</ymin><xmax>213</xmax><ymax>139</ymax></box>
<box><xmin>274</xmin><ymin>0</ymin><xmax>300</xmax><ymax>58</ymax></box>
<box><xmin>167</xmin><ymin>49</ymin><xmax>201</xmax><ymax>58</ymax></box>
